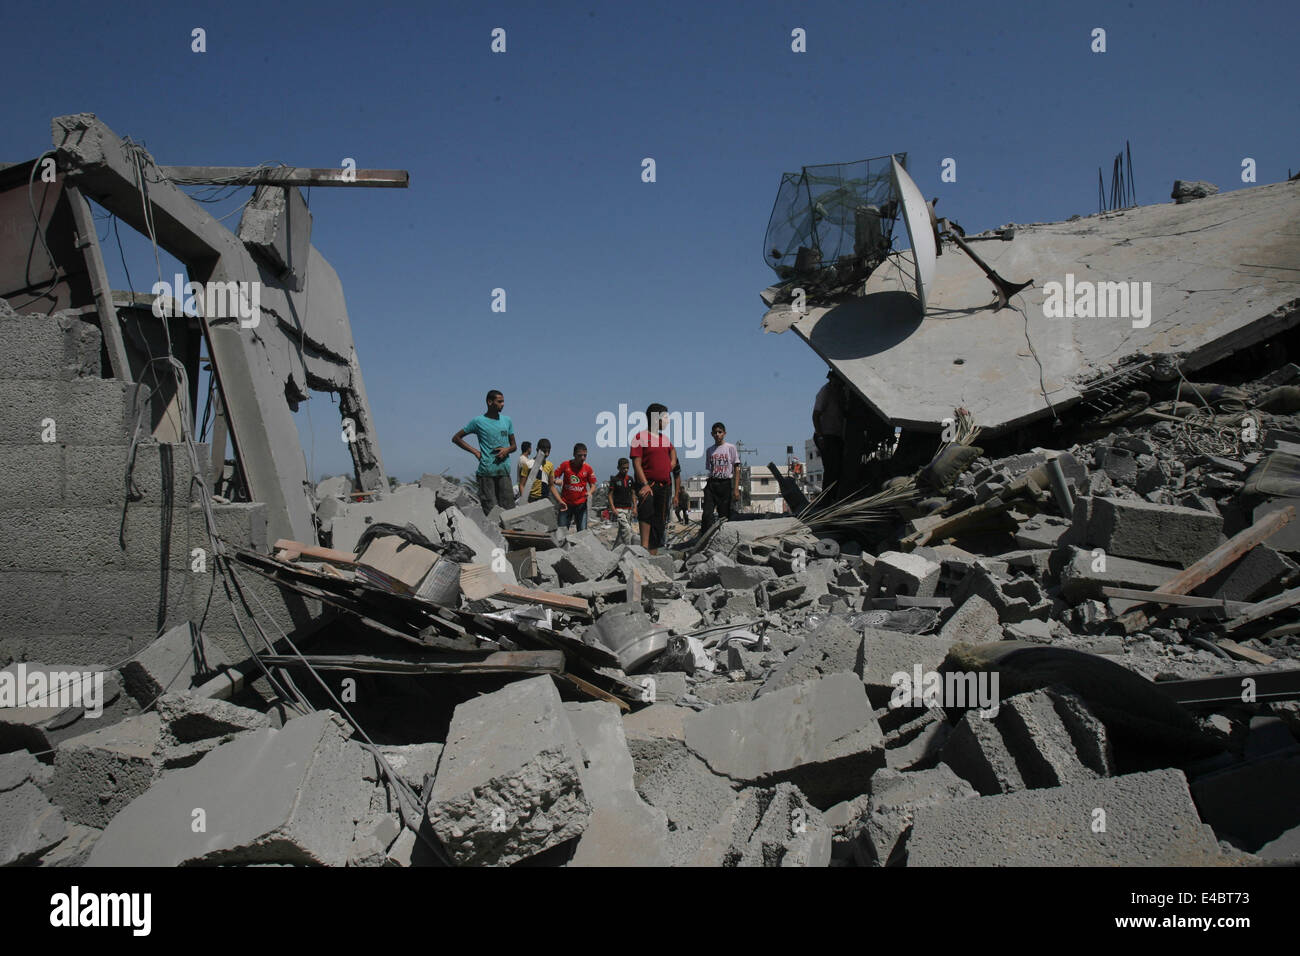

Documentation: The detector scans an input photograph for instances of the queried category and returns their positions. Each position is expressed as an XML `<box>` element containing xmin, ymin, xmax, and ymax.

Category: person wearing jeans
<box><xmin>452</xmin><ymin>389</ymin><xmax>516</xmax><ymax>516</ymax></box>
<box><xmin>552</xmin><ymin>443</ymin><xmax>597</xmax><ymax>531</ymax></box>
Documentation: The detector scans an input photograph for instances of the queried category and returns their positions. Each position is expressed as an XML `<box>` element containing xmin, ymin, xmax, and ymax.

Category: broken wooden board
<box><xmin>256</xmin><ymin>650</ymin><xmax>565</xmax><ymax>676</ymax></box>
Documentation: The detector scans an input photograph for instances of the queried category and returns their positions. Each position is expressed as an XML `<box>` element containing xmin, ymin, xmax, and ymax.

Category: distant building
<box><xmin>804</xmin><ymin>437</ymin><xmax>823</xmax><ymax>491</ymax></box>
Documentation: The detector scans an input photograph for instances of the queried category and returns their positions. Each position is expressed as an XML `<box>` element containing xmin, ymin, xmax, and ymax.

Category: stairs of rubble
<box><xmin>0</xmin><ymin>304</ymin><xmax>281</xmax><ymax>667</ymax></box>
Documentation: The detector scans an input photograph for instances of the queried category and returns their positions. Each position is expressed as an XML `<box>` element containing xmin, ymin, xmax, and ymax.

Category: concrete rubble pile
<box><xmin>4</xmin><ymin>118</ymin><xmax>1299</xmax><ymax>866</ymax></box>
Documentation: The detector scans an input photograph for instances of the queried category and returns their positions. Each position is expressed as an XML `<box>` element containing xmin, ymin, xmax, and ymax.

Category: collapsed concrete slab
<box><xmin>757</xmin><ymin>616</ymin><xmax>863</xmax><ymax>695</ymax></box>
<box><xmin>860</xmin><ymin>628</ymin><xmax>956</xmax><ymax>706</ymax></box>
<box><xmin>684</xmin><ymin>673</ymin><xmax>883</xmax><ymax>806</ymax></box>
<box><xmin>0</xmin><ymin>663</ymin><xmax>133</xmax><ymax>755</ymax></box>
<box><xmin>501</xmin><ymin>498</ymin><xmax>558</xmax><ymax>533</ymax></box>
<box><xmin>86</xmin><ymin>711</ymin><xmax>376</xmax><ymax>866</ymax></box>
<box><xmin>1087</xmin><ymin>497</ymin><xmax>1223</xmax><ymax>568</ymax></box>
<box><xmin>426</xmin><ymin>676</ymin><xmax>590</xmax><ymax>866</ymax></box>
<box><xmin>907</xmin><ymin>769</ymin><xmax>1225</xmax><ymax>866</ymax></box>
<box><xmin>565</xmin><ymin>702</ymin><xmax>669</xmax><ymax>867</ymax></box>
<box><xmin>49</xmin><ymin>712</ymin><xmax>165</xmax><ymax>827</ymax></box>
<box><xmin>120</xmin><ymin>623</ymin><xmax>232</xmax><ymax>706</ymax></box>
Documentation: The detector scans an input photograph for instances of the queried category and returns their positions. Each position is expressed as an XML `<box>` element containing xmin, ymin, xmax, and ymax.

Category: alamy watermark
<box><xmin>0</xmin><ymin>664</ymin><xmax>104</xmax><ymax>717</ymax></box>
<box><xmin>1042</xmin><ymin>273</ymin><xmax>1151</xmax><ymax>329</ymax></box>
<box><xmin>152</xmin><ymin>273</ymin><xmax>261</xmax><ymax>328</ymax></box>
<box><xmin>889</xmin><ymin>665</ymin><xmax>999</xmax><ymax>717</ymax></box>
<box><xmin>595</xmin><ymin>404</ymin><xmax>706</xmax><ymax>458</ymax></box>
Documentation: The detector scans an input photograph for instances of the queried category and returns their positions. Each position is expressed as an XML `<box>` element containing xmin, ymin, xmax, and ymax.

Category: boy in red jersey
<box><xmin>551</xmin><ymin>443</ymin><xmax>598</xmax><ymax>531</ymax></box>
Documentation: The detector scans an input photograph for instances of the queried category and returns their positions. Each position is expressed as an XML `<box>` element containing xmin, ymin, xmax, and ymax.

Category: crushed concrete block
<box><xmin>937</xmin><ymin>595</ymin><xmax>1001</xmax><ymax>645</ymax></box>
<box><xmin>1197</xmin><ymin>545</ymin><xmax>1298</xmax><ymax>603</ymax></box>
<box><xmin>721</xmin><ymin>588</ymin><xmax>760</xmax><ymax>621</ymax></box>
<box><xmin>908</xmin><ymin>768</ymin><xmax>1224</xmax><ymax>865</ymax></box>
<box><xmin>0</xmin><ymin>781</ymin><xmax>68</xmax><ymax>866</ymax></box>
<box><xmin>565</xmin><ymin>702</ymin><xmax>670</xmax><ymax>867</ymax></box>
<box><xmin>438</xmin><ymin>505</ymin><xmax>516</xmax><ymax>586</ymax></box>
<box><xmin>1088</xmin><ymin>496</ymin><xmax>1223</xmax><ymax>568</ymax></box>
<box><xmin>707</xmin><ymin>518</ymin><xmax>818</xmax><ymax>556</ymax></box>
<box><xmin>718</xmin><ymin>565</ymin><xmax>777</xmax><ymax>589</ymax></box>
<box><xmin>427</xmin><ymin>676</ymin><xmax>590</xmax><ymax>866</ymax></box>
<box><xmin>860</xmin><ymin>628</ymin><xmax>957</xmax><ymax>707</ymax></box>
<box><xmin>757</xmin><ymin>616</ymin><xmax>862</xmax><ymax>695</ymax></box>
<box><xmin>868</xmin><ymin>551</ymin><xmax>941</xmax><ymax>599</ymax></box>
<box><xmin>952</xmin><ymin>564</ymin><xmax>1051</xmax><ymax>623</ymax></box>
<box><xmin>1094</xmin><ymin>445</ymin><xmax>1138</xmax><ymax>485</ymax></box>
<box><xmin>0</xmin><ymin>749</ymin><xmax>49</xmax><ymax>791</ymax></box>
<box><xmin>619</xmin><ymin>553</ymin><xmax>675</xmax><ymax>596</ymax></box>
<box><xmin>1058</xmin><ymin>546</ymin><xmax>1178</xmax><ymax>603</ymax></box>
<box><xmin>939</xmin><ymin>713</ymin><xmax>1025</xmax><ymax>796</ymax></box>
<box><xmin>864</xmin><ymin>765</ymin><xmax>977</xmax><ymax>865</ymax></box>
<box><xmin>1172</xmin><ymin>179</ymin><xmax>1219</xmax><ymax>202</ymax></box>
<box><xmin>555</xmin><ymin>536</ymin><xmax>618</xmax><ymax>585</ymax></box>
<box><xmin>688</xmin><ymin>551</ymin><xmax>737</xmax><ymax>588</ymax></box>
<box><xmin>37</xmin><ymin>822</ymin><xmax>101</xmax><ymax>867</ymax></box>
<box><xmin>121</xmin><ymin>623</ymin><xmax>231</xmax><ymax>705</ymax></box>
<box><xmin>1257</xmin><ymin>824</ymin><xmax>1300</xmax><ymax>863</ymax></box>
<box><xmin>0</xmin><ymin>663</ymin><xmax>132</xmax><ymax>755</ymax></box>
<box><xmin>684</xmin><ymin>673</ymin><xmax>883</xmax><ymax>806</ymax></box>
<box><xmin>153</xmin><ymin>694</ymin><xmax>270</xmax><ymax>743</ymax></box>
<box><xmin>997</xmin><ymin>689</ymin><xmax>1101</xmax><ymax>788</ymax></box>
<box><xmin>501</xmin><ymin>497</ymin><xmax>558</xmax><ymax>532</ymax></box>
<box><xmin>1014</xmin><ymin>520</ymin><xmax>1071</xmax><ymax>550</ymax></box>
<box><xmin>49</xmin><ymin>713</ymin><xmax>165</xmax><ymax>827</ymax></box>
<box><xmin>883</xmin><ymin>706</ymin><xmax>951</xmax><ymax>771</ymax></box>
<box><xmin>654</xmin><ymin>599</ymin><xmax>702</xmax><ymax>632</ymax></box>
<box><xmin>88</xmin><ymin>711</ymin><xmax>377</xmax><ymax>866</ymax></box>
<box><xmin>694</xmin><ymin>782</ymin><xmax>830</xmax><ymax>867</ymax></box>
<box><xmin>1044</xmin><ymin>688</ymin><xmax>1115</xmax><ymax>776</ymax></box>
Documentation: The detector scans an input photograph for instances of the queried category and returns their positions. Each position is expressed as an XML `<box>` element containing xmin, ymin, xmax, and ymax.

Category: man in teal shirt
<box><xmin>453</xmin><ymin>389</ymin><xmax>517</xmax><ymax>516</ymax></box>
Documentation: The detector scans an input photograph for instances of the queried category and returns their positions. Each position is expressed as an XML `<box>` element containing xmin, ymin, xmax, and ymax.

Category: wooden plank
<box><xmin>159</xmin><ymin>165</ymin><xmax>409</xmax><ymax>188</ymax></box>
<box><xmin>257</xmin><ymin>650</ymin><xmax>564</xmax><ymax>675</ymax></box>
<box><xmin>1223</xmin><ymin>585</ymin><xmax>1300</xmax><ymax>633</ymax></box>
<box><xmin>1215</xmin><ymin>639</ymin><xmax>1277</xmax><ymax>666</ymax></box>
<box><xmin>1118</xmin><ymin>506</ymin><xmax>1295</xmax><ymax>633</ymax></box>
<box><xmin>459</xmin><ymin>563</ymin><xmax>506</xmax><ymax>600</ymax></box>
<box><xmin>272</xmin><ymin>539</ymin><xmax>358</xmax><ymax>565</ymax></box>
<box><xmin>499</xmin><ymin>583</ymin><xmax>591</xmax><ymax>615</ymax></box>
<box><xmin>555</xmin><ymin>672</ymin><xmax>631</xmax><ymax>712</ymax></box>
<box><xmin>1101</xmin><ymin>587</ymin><xmax>1229</xmax><ymax>608</ymax></box>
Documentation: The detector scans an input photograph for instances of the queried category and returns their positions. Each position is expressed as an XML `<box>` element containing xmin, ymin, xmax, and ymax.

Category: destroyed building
<box><xmin>2</xmin><ymin>121</ymin><xmax>1300</xmax><ymax>868</ymax></box>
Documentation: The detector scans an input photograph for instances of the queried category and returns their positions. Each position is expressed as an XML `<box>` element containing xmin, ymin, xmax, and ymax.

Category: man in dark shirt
<box><xmin>608</xmin><ymin>457</ymin><xmax>637</xmax><ymax>545</ymax></box>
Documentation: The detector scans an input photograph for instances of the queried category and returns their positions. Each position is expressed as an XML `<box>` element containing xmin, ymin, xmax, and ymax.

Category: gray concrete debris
<box><xmin>0</xmin><ymin>749</ymin><xmax>52</xmax><ymax>791</ymax></box>
<box><xmin>426</xmin><ymin>676</ymin><xmax>591</xmax><ymax>866</ymax></box>
<box><xmin>49</xmin><ymin>712</ymin><xmax>166</xmax><ymax>828</ymax></box>
<box><xmin>348</xmin><ymin>811</ymin><xmax>402</xmax><ymax>867</ymax></box>
<box><xmin>87</xmin><ymin>711</ymin><xmax>377</xmax><ymax>866</ymax></box>
<box><xmin>940</xmin><ymin>712</ymin><xmax>1026</xmax><ymax>796</ymax></box>
<box><xmin>1086</xmin><ymin>496</ymin><xmax>1223</xmax><ymax>568</ymax></box>
<box><xmin>419</xmin><ymin>473</ymin><xmax>477</xmax><ymax>514</ymax></box>
<box><xmin>500</xmin><ymin>497</ymin><xmax>558</xmax><ymax>533</ymax></box>
<box><xmin>376</xmin><ymin>743</ymin><xmax>443</xmax><ymax>796</ymax></box>
<box><xmin>153</xmin><ymin>693</ymin><xmax>270</xmax><ymax>743</ymax></box>
<box><xmin>37</xmin><ymin>822</ymin><xmax>102</xmax><ymax>867</ymax></box>
<box><xmin>565</xmin><ymin>701</ymin><xmax>670</xmax><ymax>866</ymax></box>
<box><xmin>0</xmin><ymin>663</ymin><xmax>133</xmax><ymax>755</ymax></box>
<box><xmin>860</xmin><ymin>628</ymin><xmax>957</xmax><ymax>707</ymax></box>
<box><xmin>331</xmin><ymin>486</ymin><xmax>444</xmax><ymax>553</ymax></box>
<box><xmin>1057</xmin><ymin>546</ymin><xmax>1179</xmax><ymax>603</ymax></box>
<box><xmin>1172</xmin><ymin>179</ymin><xmax>1219</xmax><ymax>202</ymax></box>
<box><xmin>908</xmin><ymin>769</ymin><xmax>1225</xmax><ymax>866</ymax></box>
<box><xmin>951</xmin><ymin>564</ymin><xmax>1051</xmax><ymax>624</ymax></box>
<box><xmin>936</xmin><ymin>595</ymin><xmax>1002</xmax><ymax>645</ymax></box>
<box><xmin>1197</xmin><ymin>544</ymin><xmax>1298</xmax><ymax>603</ymax></box>
<box><xmin>316</xmin><ymin>475</ymin><xmax>353</xmax><ymax>499</ymax></box>
<box><xmin>684</xmin><ymin>673</ymin><xmax>883</xmax><ymax>806</ymax></box>
<box><xmin>868</xmin><ymin>551</ymin><xmax>941</xmax><ymax>599</ymax></box>
<box><xmin>757</xmin><ymin>616</ymin><xmax>863</xmax><ymax>696</ymax></box>
<box><xmin>555</xmin><ymin>535</ymin><xmax>619</xmax><ymax>585</ymax></box>
<box><xmin>863</xmin><ymin>765</ymin><xmax>978</xmax><ymax>866</ymax></box>
<box><xmin>0</xmin><ymin>781</ymin><xmax>69</xmax><ymax>866</ymax></box>
<box><xmin>996</xmin><ymin>689</ymin><xmax>1105</xmax><ymax>788</ymax></box>
<box><xmin>121</xmin><ymin>623</ymin><xmax>232</xmax><ymax>706</ymax></box>
<box><xmin>695</xmin><ymin>782</ymin><xmax>831</xmax><ymax>867</ymax></box>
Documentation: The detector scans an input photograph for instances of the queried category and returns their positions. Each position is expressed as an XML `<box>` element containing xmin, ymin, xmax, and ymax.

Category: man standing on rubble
<box><xmin>701</xmin><ymin>421</ymin><xmax>740</xmax><ymax>533</ymax></box>
<box><xmin>631</xmin><ymin>403</ymin><xmax>677</xmax><ymax>555</ymax></box>
<box><xmin>608</xmin><ymin>457</ymin><xmax>637</xmax><ymax>545</ymax></box>
<box><xmin>813</xmin><ymin>371</ymin><xmax>847</xmax><ymax>502</ymax></box>
<box><xmin>551</xmin><ymin>442</ymin><xmax>598</xmax><ymax>531</ymax></box>
<box><xmin>452</xmin><ymin>389</ymin><xmax>517</xmax><ymax>516</ymax></box>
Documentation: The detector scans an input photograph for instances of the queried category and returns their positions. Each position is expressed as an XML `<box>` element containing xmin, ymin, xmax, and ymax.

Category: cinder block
<box><xmin>908</xmin><ymin>769</ymin><xmax>1224</xmax><ymax>866</ymax></box>
<box><xmin>120</xmin><ymin>623</ymin><xmax>232</xmax><ymax>706</ymax></box>
<box><xmin>0</xmin><ymin>379</ymin><xmax>136</xmax><ymax>445</ymax></box>
<box><xmin>861</xmin><ymin>629</ymin><xmax>957</xmax><ymax>707</ymax></box>
<box><xmin>49</xmin><ymin>712</ymin><xmax>165</xmax><ymax>827</ymax></box>
<box><xmin>1198</xmin><ymin>545</ymin><xmax>1298</xmax><ymax>603</ymax></box>
<box><xmin>555</xmin><ymin>536</ymin><xmax>618</xmax><ymax>585</ymax></box>
<box><xmin>864</xmin><ymin>765</ymin><xmax>977</xmax><ymax>865</ymax></box>
<box><xmin>1088</xmin><ymin>496</ymin><xmax>1223</xmax><ymax>568</ymax></box>
<box><xmin>501</xmin><ymin>497</ymin><xmax>558</xmax><ymax>533</ymax></box>
<box><xmin>0</xmin><ymin>664</ymin><xmax>132</xmax><ymax>755</ymax></box>
<box><xmin>628</xmin><ymin>735</ymin><xmax>741</xmax><ymax>867</ymax></box>
<box><xmin>996</xmin><ymin>689</ymin><xmax>1100</xmax><ymax>789</ymax></box>
<box><xmin>939</xmin><ymin>713</ymin><xmax>1025</xmax><ymax>796</ymax></box>
<box><xmin>153</xmin><ymin>693</ymin><xmax>269</xmax><ymax>743</ymax></box>
<box><xmin>64</xmin><ymin>442</ymin><xmax>210</xmax><ymax>509</ymax></box>
<box><xmin>426</xmin><ymin>675</ymin><xmax>591</xmax><ymax>866</ymax></box>
<box><xmin>717</xmin><ymin>565</ymin><xmax>777</xmax><ymax>589</ymax></box>
<box><xmin>0</xmin><ymin>312</ymin><xmax>100</xmax><ymax>381</ymax></box>
<box><xmin>684</xmin><ymin>673</ymin><xmax>883</xmax><ymax>807</ymax></box>
<box><xmin>937</xmin><ymin>595</ymin><xmax>1001</xmax><ymax>645</ymax></box>
<box><xmin>952</xmin><ymin>564</ymin><xmax>1051</xmax><ymax>623</ymax></box>
<box><xmin>868</xmin><ymin>551</ymin><xmax>941</xmax><ymax>599</ymax></box>
<box><xmin>697</xmin><ymin>782</ymin><xmax>831</xmax><ymax>867</ymax></box>
<box><xmin>0</xmin><ymin>444</ymin><xmax>64</xmax><ymax>509</ymax></box>
<box><xmin>1058</xmin><ymin>546</ymin><xmax>1179</xmax><ymax>602</ymax></box>
<box><xmin>87</xmin><ymin>711</ymin><xmax>378</xmax><ymax>866</ymax></box>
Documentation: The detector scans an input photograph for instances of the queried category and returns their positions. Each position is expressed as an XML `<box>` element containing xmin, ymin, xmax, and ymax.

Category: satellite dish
<box><xmin>890</xmin><ymin>156</ymin><xmax>936</xmax><ymax>315</ymax></box>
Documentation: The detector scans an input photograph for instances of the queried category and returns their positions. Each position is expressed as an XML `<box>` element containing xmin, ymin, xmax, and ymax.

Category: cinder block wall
<box><xmin>0</xmin><ymin>302</ymin><xmax>318</xmax><ymax>668</ymax></box>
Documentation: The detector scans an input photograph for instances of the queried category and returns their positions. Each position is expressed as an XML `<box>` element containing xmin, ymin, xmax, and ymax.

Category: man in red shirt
<box><xmin>630</xmin><ymin>403</ymin><xmax>678</xmax><ymax>554</ymax></box>
<box><xmin>551</xmin><ymin>443</ymin><xmax>598</xmax><ymax>531</ymax></box>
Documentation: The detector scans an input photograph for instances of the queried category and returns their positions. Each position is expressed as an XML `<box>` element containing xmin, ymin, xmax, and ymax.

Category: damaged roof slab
<box><xmin>782</xmin><ymin>181</ymin><xmax>1300</xmax><ymax>435</ymax></box>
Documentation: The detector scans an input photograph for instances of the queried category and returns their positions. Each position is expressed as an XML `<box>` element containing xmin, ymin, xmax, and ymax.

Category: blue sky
<box><xmin>5</xmin><ymin>0</ymin><xmax>1295</xmax><ymax>482</ymax></box>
